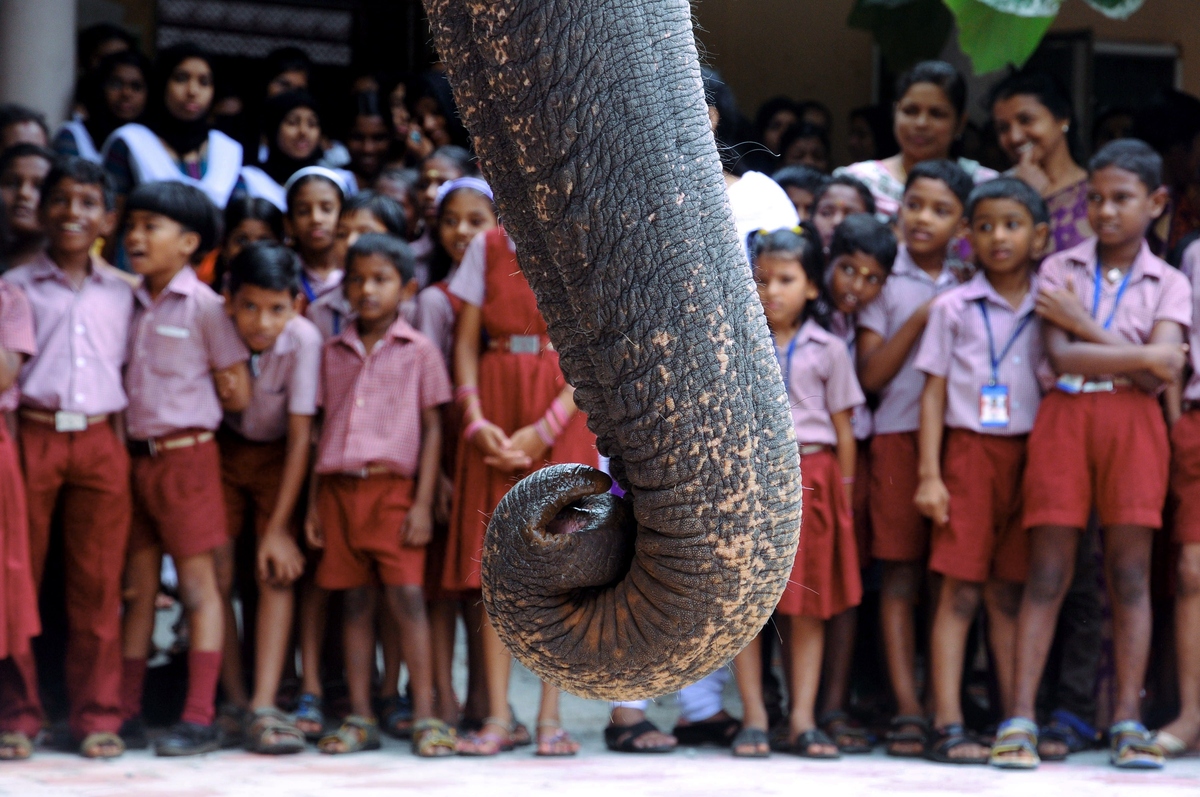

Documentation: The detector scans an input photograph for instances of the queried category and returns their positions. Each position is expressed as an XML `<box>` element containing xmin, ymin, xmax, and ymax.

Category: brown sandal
<box><xmin>80</xmin><ymin>731</ymin><xmax>125</xmax><ymax>759</ymax></box>
<box><xmin>412</xmin><ymin>718</ymin><xmax>457</xmax><ymax>758</ymax></box>
<box><xmin>0</xmin><ymin>732</ymin><xmax>32</xmax><ymax>761</ymax></box>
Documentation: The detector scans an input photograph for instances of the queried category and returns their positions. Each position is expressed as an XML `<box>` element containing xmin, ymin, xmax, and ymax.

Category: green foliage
<box><xmin>943</xmin><ymin>0</ymin><xmax>1056</xmax><ymax>73</ymax></box>
<box><xmin>848</xmin><ymin>0</ymin><xmax>955</xmax><ymax>73</ymax></box>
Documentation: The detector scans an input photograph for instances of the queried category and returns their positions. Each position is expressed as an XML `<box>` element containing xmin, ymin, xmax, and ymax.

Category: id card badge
<box><xmin>1056</xmin><ymin>374</ymin><xmax>1084</xmax><ymax>395</ymax></box>
<box><xmin>980</xmin><ymin>384</ymin><xmax>1011</xmax><ymax>429</ymax></box>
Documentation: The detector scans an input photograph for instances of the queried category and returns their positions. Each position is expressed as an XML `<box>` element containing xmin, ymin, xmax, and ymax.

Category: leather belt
<box><xmin>339</xmin><ymin>464</ymin><xmax>395</xmax><ymax>478</ymax></box>
<box><xmin>487</xmin><ymin>334</ymin><xmax>554</xmax><ymax>354</ymax></box>
<box><xmin>799</xmin><ymin>443</ymin><xmax>832</xmax><ymax>456</ymax></box>
<box><xmin>20</xmin><ymin>409</ymin><xmax>109</xmax><ymax>432</ymax></box>
<box><xmin>127</xmin><ymin>431</ymin><xmax>214</xmax><ymax>457</ymax></box>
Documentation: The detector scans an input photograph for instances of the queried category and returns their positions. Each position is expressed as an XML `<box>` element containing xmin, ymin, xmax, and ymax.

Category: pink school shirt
<box><xmin>780</xmin><ymin>319</ymin><xmax>865</xmax><ymax>446</ymax></box>
<box><xmin>857</xmin><ymin>245</ymin><xmax>961</xmax><ymax>434</ymax></box>
<box><xmin>4</xmin><ymin>253</ymin><xmax>134</xmax><ymax>415</ymax></box>
<box><xmin>1182</xmin><ymin>239</ymin><xmax>1200</xmax><ymax>401</ymax></box>
<box><xmin>915</xmin><ymin>271</ymin><xmax>1043</xmax><ymax>435</ymax></box>
<box><xmin>1037</xmin><ymin>238</ymin><xmax>1192</xmax><ymax>390</ymax></box>
<box><xmin>125</xmin><ymin>266</ymin><xmax>250</xmax><ymax>439</ymax></box>
<box><xmin>224</xmin><ymin>315</ymin><xmax>322</xmax><ymax>442</ymax></box>
<box><xmin>830</xmin><ymin>310</ymin><xmax>873</xmax><ymax>440</ymax></box>
<box><xmin>315</xmin><ymin>316</ymin><xmax>452</xmax><ymax>476</ymax></box>
<box><xmin>305</xmin><ymin>288</ymin><xmax>417</xmax><ymax>341</ymax></box>
<box><xmin>415</xmin><ymin>281</ymin><xmax>458</xmax><ymax>365</ymax></box>
<box><xmin>0</xmin><ymin>282</ymin><xmax>37</xmax><ymax>413</ymax></box>
<box><xmin>301</xmin><ymin>266</ymin><xmax>342</xmax><ymax>303</ymax></box>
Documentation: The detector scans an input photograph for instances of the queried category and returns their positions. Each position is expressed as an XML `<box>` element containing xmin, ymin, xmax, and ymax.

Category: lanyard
<box><xmin>977</xmin><ymin>300</ymin><xmax>1034</xmax><ymax>386</ymax></box>
<box><xmin>1092</xmin><ymin>265</ymin><xmax>1132</xmax><ymax>331</ymax></box>
<box><xmin>300</xmin><ymin>272</ymin><xmax>316</xmax><ymax>303</ymax></box>
<box><xmin>776</xmin><ymin>330</ymin><xmax>800</xmax><ymax>394</ymax></box>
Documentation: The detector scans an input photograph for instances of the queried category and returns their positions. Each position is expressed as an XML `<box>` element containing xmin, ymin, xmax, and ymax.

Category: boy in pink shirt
<box><xmin>856</xmin><ymin>159</ymin><xmax>972</xmax><ymax>754</ymax></box>
<box><xmin>0</xmin><ymin>276</ymin><xmax>40</xmax><ymax>762</ymax></box>
<box><xmin>307</xmin><ymin>233</ymin><xmax>455</xmax><ymax>757</ymax></box>
<box><xmin>215</xmin><ymin>241</ymin><xmax>321</xmax><ymax>754</ymax></box>
<box><xmin>914</xmin><ymin>178</ymin><xmax>1049</xmax><ymax>763</ymax></box>
<box><xmin>119</xmin><ymin>182</ymin><xmax>252</xmax><ymax>756</ymax></box>
<box><xmin>993</xmin><ymin>140</ymin><xmax>1191</xmax><ymax>770</ymax></box>
<box><xmin>4</xmin><ymin>158</ymin><xmax>133</xmax><ymax>758</ymax></box>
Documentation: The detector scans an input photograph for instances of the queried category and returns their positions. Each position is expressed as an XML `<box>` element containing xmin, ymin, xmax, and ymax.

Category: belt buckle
<box><xmin>509</xmin><ymin>335</ymin><xmax>540</xmax><ymax>355</ymax></box>
<box><xmin>54</xmin><ymin>411</ymin><xmax>88</xmax><ymax>432</ymax></box>
<box><xmin>1082</xmin><ymin>380</ymin><xmax>1114</xmax><ymax>393</ymax></box>
<box><xmin>147</xmin><ymin>438</ymin><xmax>158</xmax><ymax>457</ymax></box>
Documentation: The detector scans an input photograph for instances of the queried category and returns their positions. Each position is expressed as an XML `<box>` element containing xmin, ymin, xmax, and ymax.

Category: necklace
<box><xmin>1105</xmin><ymin>267</ymin><xmax>1124</xmax><ymax>284</ymax></box>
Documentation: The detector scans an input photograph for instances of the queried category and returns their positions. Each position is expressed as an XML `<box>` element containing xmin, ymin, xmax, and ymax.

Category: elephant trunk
<box><xmin>423</xmin><ymin>0</ymin><xmax>802</xmax><ymax>699</ymax></box>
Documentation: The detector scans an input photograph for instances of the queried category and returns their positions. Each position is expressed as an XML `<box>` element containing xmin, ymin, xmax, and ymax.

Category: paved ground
<box><xmin>4</xmin><ymin>658</ymin><xmax>1200</xmax><ymax>797</ymax></box>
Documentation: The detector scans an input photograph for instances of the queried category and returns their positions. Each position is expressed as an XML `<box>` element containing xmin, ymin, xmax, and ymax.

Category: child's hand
<box><xmin>434</xmin><ymin>470</ymin><xmax>453</xmax><ymax>525</ymax></box>
<box><xmin>914</xmin><ymin>475</ymin><xmax>950</xmax><ymax>525</ymax></box>
<box><xmin>214</xmin><ymin>369</ymin><xmax>238</xmax><ymax>402</ymax></box>
<box><xmin>304</xmin><ymin>509</ymin><xmax>324</xmax><ymax>550</ymax></box>
<box><xmin>471</xmin><ymin>421</ymin><xmax>513</xmax><ymax>458</ymax></box>
<box><xmin>1035</xmin><ymin>278</ymin><xmax>1089</xmax><ymax>335</ymax></box>
<box><xmin>258</xmin><ymin>527</ymin><xmax>305</xmax><ymax>587</ymax></box>
<box><xmin>1143</xmin><ymin>342</ymin><xmax>1190</xmax><ymax>384</ymax></box>
<box><xmin>508</xmin><ymin>425</ymin><xmax>550</xmax><ymax>464</ymax></box>
<box><xmin>914</xmin><ymin>299</ymin><xmax>935</xmax><ymax>326</ymax></box>
<box><xmin>402</xmin><ymin>503</ymin><xmax>434</xmax><ymax>547</ymax></box>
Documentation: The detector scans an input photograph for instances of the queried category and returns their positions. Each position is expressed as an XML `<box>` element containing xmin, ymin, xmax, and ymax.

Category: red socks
<box><xmin>180</xmin><ymin>650</ymin><xmax>223</xmax><ymax>726</ymax></box>
<box><xmin>119</xmin><ymin>657</ymin><xmax>147</xmax><ymax>721</ymax></box>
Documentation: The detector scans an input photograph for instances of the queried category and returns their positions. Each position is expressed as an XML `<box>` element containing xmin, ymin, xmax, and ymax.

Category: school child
<box><xmin>211</xmin><ymin>242</ymin><xmax>320</xmax><ymax>754</ymax></box>
<box><xmin>0</xmin><ymin>260</ymin><xmax>40</xmax><ymax>761</ymax></box>
<box><xmin>205</xmin><ymin>197</ymin><xmax>285</xmax><ymax>290</ymax></box>
<box><xmin>283</xmin><ymin>166</ymin><xmax>346</xmax><ymax>308</ymax></box>
<box><xmin>856</xmin><ymin>159</ymin><xmax>973</xmax><ymax>756</ymax></box>
<box><xmin>3</xmin><ymin>158</ymin><xmax>132</xmax><ymax>759</ymax></box>
<box><xmin>813</xmin><ymin>175</ymin><xmax>876</xmax><ymax>253</ymax></box>
<box><xmin>53</xmin><ymin>50</ymin><xmax>149</xmax><ymax>164</ymax></box>
<box><xmin>772</xmin><ymin>165</ymin><xmax>828</xmax><ymax>223</ymax></box>
<box><xmin>1160</xmin><ymin>236</ymin><xmax>1200</xmax><ymax>758</ymax></box>
<box><xmin>818</xmin><ymin>213</ymin><xmax>897</xmax><ymax>751</ymax></box>
<box><xmin>241</xmin><ymin>90</ymin><xmax>328</xmax><ymax>212</ymax></box>
<box><xmin>992</xmin><ymin>139</ymin><xmax>1192</xmax><ymax>771</ymax></box>
<box><xmin>446</xmin><ymin>225</ymin><xmax>594</xmax><ymax>757</ymax></box>
<box><xmin>118</xmin><ymin>181</ymin><xmax>253</xmax><ymax>756</ymax></box>
<box><xmin>732</xmin><ymin>226</ymin><xmax>864</xmax><ymax>759</ymax></box>
<box><xmin>913</xmin><ymin>178</ymin><xmax>1050</xmax><ymax>764</ymax></box>
<box><xmin>101</xmin><ymin>44</ymin><xmax>244</xmax><ymax>211</ymax></box>
<box><xmin>0</xmin><ymin>104</ymin><xmax>49</xmax><ymax>150</ymax></box>
<box><xmin>0</xmin><ymin>144</ymin><xmax>55</xmax><ymax>269</ymax></box>
<box><xmin>307</xmin><ymin>233</ymin><xmax>456</xmax><ymax>757</ymax></box>
<box><xmin>415</xmin><ymin>177</ymin><xmax>498</xmax><ymax>728</ymax></box>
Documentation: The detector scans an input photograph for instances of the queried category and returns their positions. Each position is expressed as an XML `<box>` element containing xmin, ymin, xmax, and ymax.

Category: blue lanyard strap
<box><xmin>976</xmin><ymin>300</ymin><xmax>1034</xmax><ymax>385</ymax></box>
<box><xmin>776</xmin><ymin>330</ymin><xmax>800</xmax><ymax>395</ymax></box>
<box><xmin>1092</xmin><ymin>265</ymin><xmax>1132</xmax><ymax>331</ymax></box>
<box><xmin>300</xmin><ymin>272</ymin><xmax>316</xmax><ymax>303</ymax></box>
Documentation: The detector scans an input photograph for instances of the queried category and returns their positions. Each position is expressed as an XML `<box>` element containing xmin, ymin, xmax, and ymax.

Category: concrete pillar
<box><xmin>0</xmin><ymin>0</ymin><xmax>77</xmax><ymax>128</ymax></box>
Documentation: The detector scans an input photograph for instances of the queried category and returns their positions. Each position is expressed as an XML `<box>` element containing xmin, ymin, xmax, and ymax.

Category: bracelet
<box><xmin>549</xmin><ymin>397</ymin><xmax>571</xmax><ymax>428</ymax></box>
<box><xmin>463</xmin><ymin>418</ymin><xmax>489</xmax><ymax>441</ymax></box>
<box><xmin>455</xmin><ymin>385</ymin><xmax>480</xmax><ymax>406</ymax></box>
<box><xmin>841</xmin><ymin>476</ymin><xmax>856</xmax><ymax>485</ymax></box>
<box><xmin>534</xmin><ymin>418</ymin><xmax>556</xmax><ymax>447</ymax></box>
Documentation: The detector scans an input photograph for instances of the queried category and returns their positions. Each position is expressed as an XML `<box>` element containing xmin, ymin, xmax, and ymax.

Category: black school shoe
<box><xmin>119</xmin><ymin>716</ymin><xmax>149</xmax><ymax>750</ymax></box>
<box><xmin>154</xmin><ymin>721</ymin><xmax>221</xmax><ymax>757</ymax></box>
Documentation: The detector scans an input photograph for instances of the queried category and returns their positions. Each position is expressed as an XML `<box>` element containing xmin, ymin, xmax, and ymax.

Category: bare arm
<box><xmin>214</xmin><ymin>361</ymin><xmax>253</xmax><ymax>412</ymax></box>
<box><xmin>0</xmin><ymin>351</ymin><xmax>24</xmax><ymax>393</ymax></box>
<box><xmin>1045</xmin><ymin>320</ymin><xmax>1187</xmax><ymax>384</ymax></box>
<box><xmin>402</xmin><ymin>406</ymin><xmax>442</xmax><ymax>547</ymax></box>
<box><xmin>857</xmin><ymin>301</ymin><xmax>932</xmax><ymax>393</ymax></box>
<box><xmin>913</xmin><ymin>374</ymin><xmax>950</xmax><ymax>525</ymax></box>
<box><xmin>255</xmin><ymin>413</ymin><xmax>312</xmax><ymax>586</ymax></box>
<box><xmin>831</xmin><ymin>409</ymin><xmax>856</xmax><ymax>507</ymax></box>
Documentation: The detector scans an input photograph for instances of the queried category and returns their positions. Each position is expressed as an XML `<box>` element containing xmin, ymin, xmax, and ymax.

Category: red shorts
<box><xmin>869</xmin><ymin>432</ymin><xmax>928</xmax><ymax>562</ymax></box>
<box><xmin>777</xmin><ymin>449</ymin><xmax>862</xmax><ymax>619</ymax></box>
<box><xmin>315</xmin><ymin>473</ymin><xmax>425</xmax><ymax>589</ymax></box>
<box><xmin>128</xmin><ymin>434</ymin><xmax>228</xmax><ymax>560</ymax></box>
<box><xmin>1024</xmin><ymin>389</ymin><xmax>1169</xmax><ymax>530</ymax></box>
<box><xmin>218</xmin><ymin>431</ymin><xmax>288</xmax><ymax>540</ymax></box>
<box><xmin>930</xmin><ymin>430</ymin><xmax>1029</xmax><ymax>583</ymax></box>
<box><xmin>1170</xmin><ymin>410</ymin><xmax>1200</xmax><ymax>544</ymax></box>
<box><xmin>853</xmin><ymin>439</ymin><xmax>872</xmax><ymax>566</ymax></box>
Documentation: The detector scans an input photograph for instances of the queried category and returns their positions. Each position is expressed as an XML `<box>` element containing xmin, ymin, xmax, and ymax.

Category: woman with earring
<box><xmin>990</xmin><ymin>70</ymin><xmax>1091</xmax><ymax>254</ymax></box>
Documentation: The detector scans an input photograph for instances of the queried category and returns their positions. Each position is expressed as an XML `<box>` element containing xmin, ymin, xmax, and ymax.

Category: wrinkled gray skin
<box><xmin>423</xmin><ymin>0</ymin><xmax>803</xmax><ymax>700</ymax></box>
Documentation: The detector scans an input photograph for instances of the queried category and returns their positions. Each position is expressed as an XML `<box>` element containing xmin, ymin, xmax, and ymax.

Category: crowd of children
<box><xmin>2</xmin><ymin>25</ymin><xmax>1200</xmax><ymax>775</ymax></box>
